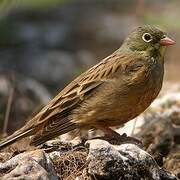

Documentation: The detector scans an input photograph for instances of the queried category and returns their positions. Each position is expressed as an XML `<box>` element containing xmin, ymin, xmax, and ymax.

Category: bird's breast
<box><xmin>116</xmin><ymin>59</ymin><xmax>164</xmax><ymax>122</ymax></box>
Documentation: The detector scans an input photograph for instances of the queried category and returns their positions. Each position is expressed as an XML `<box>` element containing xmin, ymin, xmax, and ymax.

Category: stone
<box><xmin>85</xmin><ymin>139</ymin><xmax>177</xmax><ymax>180</ymax></box>
<box><xmin>0</xmin><ymin>150</ymin><xmax>58</xmax><ymax>180</ymax></box>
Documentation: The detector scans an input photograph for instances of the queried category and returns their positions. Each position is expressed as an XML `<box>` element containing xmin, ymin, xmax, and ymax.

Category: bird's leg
<box><xmin>94</xmin><ymin>125</ymin><xmax>122</xmax><ymax>138</ymax></box>
<box><xmin>94</xmin><ymin>124</ymin><xmax>142</xmax><ymax>146</ymax></box>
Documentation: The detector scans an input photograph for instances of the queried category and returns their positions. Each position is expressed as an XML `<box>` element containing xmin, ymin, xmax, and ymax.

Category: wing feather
<box><xmin>30</xmin><ymin>52</ymin><xmax>138</xmax><ymax>126</ymax></box>
<box><xmin>25</xmin><ymin>52</ymin><xmax>146</xmax><ymax>134</ymax></box>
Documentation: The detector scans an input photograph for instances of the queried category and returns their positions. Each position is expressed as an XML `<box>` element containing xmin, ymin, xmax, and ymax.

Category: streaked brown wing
<box><xmin>30</xmin><ymin>52</ymin><xmax>140</xmax><ymax>127</ymax></box>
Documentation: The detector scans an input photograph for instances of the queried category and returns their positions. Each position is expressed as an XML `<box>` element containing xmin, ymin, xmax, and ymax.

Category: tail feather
<box><xmin>0</xmin><ymin>128</ymin><xmax>34</xmax><ymax>150</ymax></box>
<box><xmin>0</xmin><ymin>116</ymin><xmax>78</xmax><ymax>149</ymax></box>
<box><xmin>31</xmin><ymin>122</ymin><xmax>77</xmax><ymax>146</ymax></box>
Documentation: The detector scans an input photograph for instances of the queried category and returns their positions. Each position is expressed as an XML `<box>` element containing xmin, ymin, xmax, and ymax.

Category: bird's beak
<box><xmin>160</xmin><ymin>36</ymin><xmax>176</xmax><ymax>46</ymax></box>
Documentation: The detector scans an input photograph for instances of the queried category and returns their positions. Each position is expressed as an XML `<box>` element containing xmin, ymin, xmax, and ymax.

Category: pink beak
<box><xmin>160</xmin><ymin>36</ymin><xmax>176</xmax><ymax>46</ymax></box>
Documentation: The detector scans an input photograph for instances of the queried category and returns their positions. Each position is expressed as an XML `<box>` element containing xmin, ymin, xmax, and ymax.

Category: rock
<box><xmin>0</xmin><ymin>139</ymin><xmax>177</xmax><ymax>179</ymax></box>
<box><xmin>84</xmin><ymin>139</ymin><xmax>177</xmax><ymax>180</ymax></box>
<box><xmin>0</xmin><ymin>149</ymin><xmax>58</xmax><ymax>180</ymax></box>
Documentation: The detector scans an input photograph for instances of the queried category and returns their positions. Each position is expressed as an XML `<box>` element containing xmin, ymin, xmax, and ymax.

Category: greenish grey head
<box><xmin>122</xmin><ymin>25</ymin><xmax>175</xmax><ymax>53</ymax></box>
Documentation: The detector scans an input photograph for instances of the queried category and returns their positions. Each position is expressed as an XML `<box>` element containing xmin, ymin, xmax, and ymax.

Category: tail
<box><xmin>0</xmin><ymin>116</ymin><xmax>78</xmax><ymax>149</ymax></box>
<box><xmin>30</xmin><ymin>121</ymin><xmax>77</xmax><ymax>146</ymax></box>
<box><xmin>0</xmin><ymin>128</ymin><xmax>34</xmax><ymax>150</ymax></box>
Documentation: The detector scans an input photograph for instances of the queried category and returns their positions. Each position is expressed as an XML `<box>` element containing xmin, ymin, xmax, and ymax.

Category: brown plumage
<box><xmin>0</xmin><ymin>25</ymin><xmax>175</xmax><ymax>149</ymax></box>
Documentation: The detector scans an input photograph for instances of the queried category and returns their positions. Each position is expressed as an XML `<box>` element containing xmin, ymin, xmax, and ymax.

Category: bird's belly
<box><xmin>102</xmin><ymin>79</ymin><xmax>162</xmax><ymax>126</ymax></box>
<box><xmin>111</xmin><ymin>89</ymin><xmax>157</xmax><ymax>125</ymax></box>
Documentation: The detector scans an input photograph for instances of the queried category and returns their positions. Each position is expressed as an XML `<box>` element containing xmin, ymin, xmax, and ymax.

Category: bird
<box><xmin>0</xmin><ymin>25</ymin><xmax>175</xmax><ymax>149</ymax></box>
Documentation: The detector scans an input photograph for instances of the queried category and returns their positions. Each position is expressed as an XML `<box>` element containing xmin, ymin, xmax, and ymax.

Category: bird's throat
<box><xmin>159</xmin><ymin>46</ymin><xmax>166</xmax><ymax>57</ymax></box>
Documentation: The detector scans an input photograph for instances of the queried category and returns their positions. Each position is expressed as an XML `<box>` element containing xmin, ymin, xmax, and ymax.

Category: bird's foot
<box><xmin>118</xmin><ymin>133</ymin><xmax>142</xmax><ymax>145</ymax></box>
<box><xmin>92</xmin><ymin>125</ymin><xmax>143</xmax><ymax>147</ymax></box>
<box><xmin>101</xmin><ymin>133</ymin><xmax>142</xmax><ymax>147</ymax></box>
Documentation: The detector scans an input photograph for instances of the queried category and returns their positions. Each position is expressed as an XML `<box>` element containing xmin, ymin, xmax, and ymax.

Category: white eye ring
<box><xmin>142</xmin><ymin>33</ymin><xmax>153</xmax><ymax>42</ymax></box>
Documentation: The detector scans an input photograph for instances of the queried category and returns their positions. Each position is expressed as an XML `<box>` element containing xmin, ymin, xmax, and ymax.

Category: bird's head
<box><xmin>121</xmin><ymin>25</ymin><xmax>175</xmax><ymax>56</ymax></box>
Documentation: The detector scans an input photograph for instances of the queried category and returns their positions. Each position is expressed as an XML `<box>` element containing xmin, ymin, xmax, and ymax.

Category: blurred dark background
<box><xmin>0</xmin><ymin>0</ymin><xmax>179</xmax><ymax>135</ymax></box>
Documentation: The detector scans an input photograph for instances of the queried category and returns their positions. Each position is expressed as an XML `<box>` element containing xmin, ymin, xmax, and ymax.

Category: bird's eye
<box><xmin>142</xmin><ymin>33</ymin><xmax>153</xmax><ymax>42</ymax></box>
